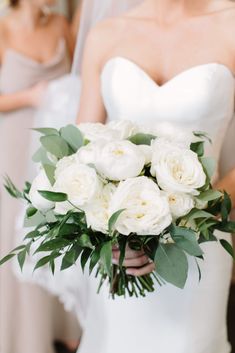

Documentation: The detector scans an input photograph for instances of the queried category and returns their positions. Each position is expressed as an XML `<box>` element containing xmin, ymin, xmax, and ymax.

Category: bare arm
<box><xmin>76</xmin><ymin>28</ymin><xmax>108</xmax><ymax>124</ymax></box>
<box><xmin>215</xmin><ymin>168</ymin><xmax>235</xmax><ymax>208</ymax></box>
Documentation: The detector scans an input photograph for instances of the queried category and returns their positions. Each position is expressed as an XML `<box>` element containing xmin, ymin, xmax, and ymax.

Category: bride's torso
<box><xmin>101</xmin><ymin>56</ymin><xmax>235</xmax><ymax>164</ymax></box>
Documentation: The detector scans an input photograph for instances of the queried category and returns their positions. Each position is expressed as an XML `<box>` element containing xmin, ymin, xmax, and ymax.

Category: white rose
<box><xmin>55</xmin><ymin>154</ymin><xmax>77</xmax><ymax>179</ymax></box>
<box><xmin>29</xmin><ymin>170</ymin><xmax>54</xmax><ymax>212</ymax></box>
<box><xmin>109</xmin><ymin>176</ymin><xmax>172</xmax><ymax>236</ymax></box>
<box><xmin>107</xmin><ymin>120</ymin><xmax>138</xmax><ymax>139</ymax></box>
<box><xmin>53</xmin><ymin>163</ymin><xmax>102</xmax><ymax>214</ymax></box>
<box><xmin>139</xmin><ymin>122</ymin><xmax>195</xmax><ymax>148</ymax></box>
<box><xmin>139</xmin><ymin>145</ymin><xmax>152</xmax><ymax>165</ymax></box>
<box><xmin>84</xmin><ymin>183</ymin><xmax>116</xmax><ymax>234</ymax></box>
<box><xmin>76</xmin><ymin>140</ymin><xmax>104</xmax><ymax>166</ymax></box>
<box><xmin>151</xmin><ymin>139</ymin><xmax>206</xmax><ymax>195</ymax></box>
<box><xmin>164</xmin><ymin>191</ymin><xmax>195</xmax><ymax>219</ymax></box>
<box><xmin>95</xmin><ymin>140</ymin><xmax>145</xmax><ymax>181</ymax></box>
<box><xmin>78</xmin><ymin>122</ymin><xmax>119</xmax><ymax>142</ymax></box>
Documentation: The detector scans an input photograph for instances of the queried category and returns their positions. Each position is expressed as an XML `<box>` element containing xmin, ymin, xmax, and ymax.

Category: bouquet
<box><xmin>1</xmin><ymin>121</ymin><xmax>235</xmax><ymax>298</ymax></box>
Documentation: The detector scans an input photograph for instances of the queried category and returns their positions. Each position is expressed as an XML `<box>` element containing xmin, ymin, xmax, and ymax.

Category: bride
<box><xmin>69</xmin><ymin>0</ymin><xmax>235</xmax><ymax>352</ymax></box>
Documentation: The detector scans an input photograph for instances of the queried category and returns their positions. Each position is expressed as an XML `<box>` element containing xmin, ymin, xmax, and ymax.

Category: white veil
<box><xmin>72</xmin><ymin>0</ymin><xmax>142</xmax><ymax>75</ymax></box>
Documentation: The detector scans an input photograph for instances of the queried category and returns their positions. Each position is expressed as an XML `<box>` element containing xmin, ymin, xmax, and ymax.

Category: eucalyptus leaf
<box><xmin>40</xmin><ymin>135</ymin><xmax>69</xmax><ymax>159</ymax></box>
<box><xmin>60</xmin><ymin>125</ymin><xmax>84</xmax><ymax>152</ymax></box>
<box><xmin>33</xmin><ymin>127</ymin><xmax>60</xmax><ymax>136</ymax></box>
<box><xmin>170</xmin><ymin>225</ymin><xmax>203</xmax><ymax>256</ymax></box>
<box><xmin>154</xmin><ymin>243</ymin><xmax>188</xmax><ymax>289</ymax></box>
<box><xmin>43</xmin><ymin>164</ymin><xmax>56</xmax><ymax>185</ymax></box>
<box><xmin>128</xmin><ymin>133</ymin><xmax>156</xmax><ymax>146</ymax></box>
<box><xmin>200</xmin><ymin>157</ymin><xmax>216</xmax><ymax>180</ymax></box>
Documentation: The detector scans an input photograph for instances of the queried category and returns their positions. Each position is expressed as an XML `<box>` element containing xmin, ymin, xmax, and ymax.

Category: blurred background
<box><xmin>0</xmin><ymin>1</ymin><xmax>234</xmax><ymax>353</ymax></box>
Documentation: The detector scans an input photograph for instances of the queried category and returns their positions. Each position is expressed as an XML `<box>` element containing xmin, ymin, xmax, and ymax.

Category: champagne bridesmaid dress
<box><xmin>0</xmin><ymin>39</ymin><xmax>79</xmax><ymax>353</ymax></box>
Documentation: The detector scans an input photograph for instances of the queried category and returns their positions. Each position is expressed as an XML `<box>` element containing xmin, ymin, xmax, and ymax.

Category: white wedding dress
<box><xmin>77</xmin><ymin>58</ymin><xmax>234</xmax><ymax>353</ymax></box>
<box><xmin>24</xmin><ymin>57</ymin><xmax>235</xmax><ymax>353</ymax></box>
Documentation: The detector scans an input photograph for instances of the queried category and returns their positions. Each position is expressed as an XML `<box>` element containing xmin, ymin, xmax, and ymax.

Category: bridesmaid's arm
<box><xmin>0</xmin><ymin>82</ymin><xmax>47</xmax><ymax>113</ymax></box>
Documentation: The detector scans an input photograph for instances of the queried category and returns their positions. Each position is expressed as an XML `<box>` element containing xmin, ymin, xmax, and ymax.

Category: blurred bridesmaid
<box><xmin>0</xmin><ymin>1</ymin><xmax>80</xmax><ymax>353</ymax></box>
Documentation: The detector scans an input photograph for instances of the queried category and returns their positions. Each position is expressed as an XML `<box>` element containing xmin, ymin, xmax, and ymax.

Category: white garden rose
<box><xmin>78</xmin><ymin>122</ymin><xmax>120</xmax><ymax>142</ymax></box>
<box><xmin>84</xmin><ymin>183</ymin><xmax>117</xmax><ymax>234</ymax></box>
<box><xmin>53</xmin><ymin>163</ymin><xmax>102</xmax><ymax>214</ymax></box>
<box><xmin>151</xmin><ymin>139</ymin><xmax>206</xmax><ymax>195</ymax></box>
<box><xmin>107</xmin><ymin>120</ymin><xmax>138</xmax><ymax>139</ymax></box>
<box><xmin>29</xmin><ymin>170</ymin><xmax>54</xmax><ymax>212</ymax></box>
<box><xmin>95</xmin><ymin>140</ymin><xmax>145</xmax><ymax>181</ymax></box>
<box><xmin>76</xmin><ymin>140</ymin><xmax>104</xmax><ymax>166</ymax></box>
<box><xmin>164</xmin><ymin>191</ymin><xmax>195</xmax><ymax>219</ymax></box>
<box><xmin>139</xmin><ymin>145</ymin><xmax>152</xmax><ymax>165</ymax></box>
<box><xmin>55</xmin><ymin>154</ymin><xmax>77</xmax><ymax>179</ymax></box>
<box><xmin>109</xmin><ymin>176</ymin><xmax>172</xmax><ymax>236</ymax></box>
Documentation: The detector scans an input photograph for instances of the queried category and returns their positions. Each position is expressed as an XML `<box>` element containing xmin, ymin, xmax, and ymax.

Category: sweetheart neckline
<box><xmin>101</xmin><ymin>56</ymin><xmax>235</xmax><ymax>88</ymax></box>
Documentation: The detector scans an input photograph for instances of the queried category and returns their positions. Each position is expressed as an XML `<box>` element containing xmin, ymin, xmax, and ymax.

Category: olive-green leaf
<box><xmin>197</xmin><ymin>190</ymin><xmax>222</xmax><ymax>202</ymax></box>
<box><xmin>108</xmin><ymin>209</ymin><xmax>125</xmax><ymax>234</ymax></box>
<box><xmin>100</xmin><ymin>241</ymin><xmax>112</xmax><ymax>277</ymax></box>
<box><xmin>0</xmin><ymin>253</ymin><xmax>16</xmax><ymax>266</ymax></box>
<box><xmin>154</xmin><ymin>243</ymin><xmax>188</xmax><ymax>289</ymax></box>
<box><xmin>38</xmin><ymin>190</ymin><xmax>68</xmax><ymax>202</ymax></box>
<box><xmin>33</xmin><ymin>127</ymin><xmax>60</xmax><ymax>136</ymax></box>
<box><xmin>220</xmin><ymin>239</ymin><xmax>235</xmax><ymax>260</ymax></box>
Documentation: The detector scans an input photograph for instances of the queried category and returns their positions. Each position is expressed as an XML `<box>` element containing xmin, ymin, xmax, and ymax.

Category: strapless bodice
<box><xmin>101</xmin><ymin>57</ymin><xmax>235</xmax><ymax>163</ymax></box>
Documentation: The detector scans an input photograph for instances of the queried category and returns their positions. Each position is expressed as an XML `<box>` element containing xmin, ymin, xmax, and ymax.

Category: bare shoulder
<box><xmin>84</xmin><ymin>17</ymin><xmax>128</xmax><ymax>66</ymax></box>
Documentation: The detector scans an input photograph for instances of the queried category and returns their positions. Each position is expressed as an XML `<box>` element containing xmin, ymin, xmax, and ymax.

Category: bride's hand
<box><xmin>112</xmin><ymin>246</ymin><xmax>155</xmax><ymax>277</ymax></box>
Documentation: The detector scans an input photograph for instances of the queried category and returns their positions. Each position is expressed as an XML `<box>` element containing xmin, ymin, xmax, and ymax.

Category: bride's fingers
<box><xmin>126</xmin><ymin>262</ymin><xmax>155</xmax><ymax>277</ymax></box>
<box><xmin>112</xmin><ymin>248</ymin><xmax>144</xmax><ymax>260</ymax></box>
<box><xmin>113</xmin><ymin>254</ymin><xmax>150</xmax><ymax>267</ymax></box>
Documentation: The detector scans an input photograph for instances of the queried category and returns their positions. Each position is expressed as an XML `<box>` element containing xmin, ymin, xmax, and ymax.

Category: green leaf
<box><xmin>26</xmin><ymin>206</ymin><xmax>38</xmax><ymax>218</ymax></box>
<box><xmin>24</xmin><ymin>230</ymin><xmax>40</xmax><ymax>240</ymax></box>
<box><xmin>34</xmin><ymin>253</ymin><xmax>60</xmax><ymax>271</ymax></box>
<box><xmin>0</xmin><ymin>253</ymin><xmax>16</xmax><ymax>266</ymax></box>
<box><xmin>197</xmin><ymin>190</ymin><xmax>222</xmax><ymax>202</ymax></box>
<box><xmin>216</xmin><ymin>221</ymin><xmax>235</xmax><ymax>233</ymax></box>
<box><xmin>89</xmin><ymin>247</ymin><xmax>101</xmax><ymax>274</ymax></box>
<box><xmin>43</xmin><ymin>164</ymin><xmax>56</xmax><ymax>185</ymax></box>
<box><xmin>38</xmin><ymin>190</ymin><xmax>68</xmax><ymax>202</ymax></box>
<box><xmin>170</xmin><ymin>225</ymin><xmax>203</xmax><ymax>256</ymax></box>
<box><xmin>193</xmin><ymin>131</ymin><xmax>212</xmax><ymax>144</ymax></box>
<box><xmin>4</xmin><ymin>175</ymin><xmax>23</xmax><ymax>199</ymax></box>
<box><xmin>154</xmin><ymin>243</ymin><xmax>188</xmax><ymax>289</ymax></box>
<box><xmin>33</xmin><ymin>127</ymin><xmax>60</xmax><ymax>136</ymax></box>
<box><xmin>35</xmin><ymin>239</ymin><xmax>70</xmax><ymax>253</ymax></box>
<box><xmin>220</xmin><ymin>239</ymin><xmax>235</xmax><ymax>260</ymax></box>
<box><xmin>128</xmin><ymin>133</ymin><xmax>156</xmax><ymax>146</ymax></box>
<box><xmin>190</xmin><ymin>141</ymin><xmax>204</xmax><ymax>157</ymax></box>
<box><xmin>108</xmin><ymin>209</ymin><xmax>125</xmax><ymax>234</ymax></box>
<box><xmin>77</xmin><ymin>234</ymin><xmax>93</xmax><ymax>249</ymax></box>
<box><xmin>184</xmin><ymin>208</ymin><xmax>214</xmax><ymax>222</ymax></box>
<box><xmin>100</xmin><ymin>241</ymin><xmax>112</xmax><ymax>277</ymax></box>
<box><xmin>24</xmin><ymin>211</ymin><xmax>45</xmax><ymax>228</ymax></box>
<box><xmin>17</xmin><ymin>249</ymin><xmax>27</xmax><ymax>271</ymax></box>
<box><xmin>200</xmin><ymin>157</ymin><xmax>216</xmax><ymax>180</ymax></box>
<box><xmin>61</xmin><ymin>245</ymin><xmax>83</xmax><ymax>271</ymax></box>
<box><xmin>80</xmin><ymin>248</ymin><xmax>92</xmax><ymax>272</ymax></box>
<box><xmin>40</xmin><ymin>135</ymin><xmax>69</xmax><ymax>159</ymax></box>
<box><xmin>32</xmin><ymin>147</ymin><xmax>54</xmax><ymax>165</ymax></box>
<box><xmin>60</xmin><ymin>125</ymin><xmax>84</xmax><ymax>152</ymax></box>
<box><xmin>221</xmin><ymin>192</ymin><xmax>232</xmax><ymax>222</ymax></box>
